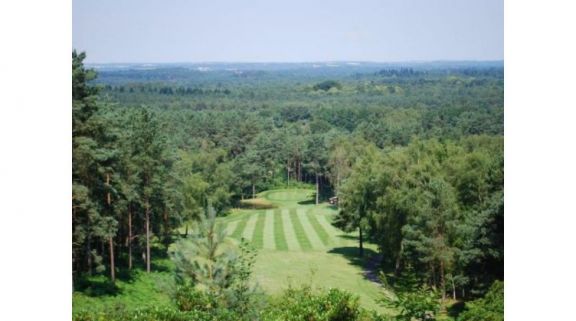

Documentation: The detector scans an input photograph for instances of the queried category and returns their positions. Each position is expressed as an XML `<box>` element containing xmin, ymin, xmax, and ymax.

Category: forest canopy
<box><xmin>73</xmin><ymin>52</ymin><xmax>503</xmax><ymax>321</ymax></box>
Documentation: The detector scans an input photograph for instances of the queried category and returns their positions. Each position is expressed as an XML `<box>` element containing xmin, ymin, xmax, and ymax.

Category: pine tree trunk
<box><xmin>106</xmin><ymin>173</ymin><xmax>111</xmax><ymax>205</ymax></box>
<box><xmin>128</xmin><ymin>206</ymin><xmax>132</xmax><ymax>270</ymax></box>
<box><xmin>286</xmin><ymin>161</ymin><xmax>290</xmax><ymax>185</ymax></box>
<box><xmin>440</xmin><ymin>261</ymin><xmax>446</xmax><ymax>301</ymax></box>
<box><xmin>394</xmin><ymin>241</ymin><xmax>404</xmax><ymax>276</ymax></box>
<box><xmin>109</xmin><ymin>236</ymin><xmax>115</xmax><ymax>282</ymax></box>
<box><xmin>145</xmin><ymin>201</ymin><xmax>151</xmax><ymax>273</ymax></box>
<box><xmin>315</xmin><ymin>173</ymin><xmax>319</xmax><ymax>205</ymax></box>
<box><xmin>106</xmin><ymin>175</ymin><xmax>115</xmax><ymax>280</ymax></box>
<box><xmin>87</xmin><ymin>238</ymin><xmax>92</xmax><ymax>275</ymax></box>
<box><xmin>359</xmin><ymin>226</ymin><xmax>364</xmax><ymax>257</ymax></box>
<box><xmin>430</xmin><ymin>262</ymin><xmax>436</xmax><ymax>287</ymax></box>
<box><xmin>252</xmin><ymin>182</ymin><xmax>256</xmax><ymax>199</ymax></box>
<box><xmin>452</xmin><ymin>277</ymin><xmax>456</xmax><ymax>300</ymax></box>
<box><xmin>163</xmin><ymin>209</ymin><xmax>170</xmax><ymax>246</ymax></box>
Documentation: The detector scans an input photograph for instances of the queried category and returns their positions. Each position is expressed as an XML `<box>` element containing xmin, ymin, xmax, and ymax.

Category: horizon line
<box><xmin>85</xmin><ymin>59</ymin><xmax>504</xmax><ymax>65</ymax></box>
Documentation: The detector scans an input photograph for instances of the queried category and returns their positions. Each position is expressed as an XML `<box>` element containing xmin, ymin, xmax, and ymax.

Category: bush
<box><xmin>174</xmin><ymin>284</ymin><xmax>217</xmax><ymax>312</ymax></box>
<box><xmin>381</xmin><ymin>285</ymin><xmax>440</xmax><ymax>321</ymax></box>
<box><xmin>458</xmin><ymin>281</ymin><xmax>503</xmax><ymax>321</ymax></box>
<box><xmin>73</xmin><ymin>306</ymin><xmax>234</xmax><ymax>321</ymax></box>
<box><xmin>263</xmin><ymin>286</ymin><xmax>383</xmax><ymax>321</ymax></box>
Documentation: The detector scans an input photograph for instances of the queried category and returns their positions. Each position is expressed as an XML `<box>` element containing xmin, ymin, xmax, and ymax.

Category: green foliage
<box><xmin>381</xmin><ymin>285</ymin><xmax>440</xmax><ymax>321</ymax></box>
<box><xmin>74</xmin><ymin>52</ymin><xmax>503</xmax><ymax>319</ymax></box>
<box><xmin>73</xmin><ymin>269</ymin><xmax>175</xmax><ymax>314</ymax></box>
<box><xmin>72</xmin><ymin>50</ymin><xmax>121</xmax><ymax>280</ymax></box>
<box><xmin>263</xmin><ymin>286</ymin><xmax>380</xmax><ymax>321</ymax></box>
<box><xmin>334</xmin><ymin>136</ymin><xmax>503</xmax><ymax>300</ymax></box>
<box><xmin>73</xmin><ymin>306</ymin><xmax>235</xmax><ymax>321</ymax></box>
<box><xmin>170</xmin><ymin>208</ymin><xmax>262</xmax><ymax>319</ymax></box>
<box><xmin>170</xmin><ymin>208</ymin><xmax>238</xmax><ymax>293</ymax></box>
<box><xmin>313</xmin><ymin>80</ymin><xmax>343</xmax><ymax>91</ymax></box>
<box><xmin>458</xmin><ymin>281</ymin><xmax>503</xmax><ymax>321</ymax></box>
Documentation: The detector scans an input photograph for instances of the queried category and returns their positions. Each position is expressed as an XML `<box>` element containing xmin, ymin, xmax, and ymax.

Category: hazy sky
<box><xmin>73</xmin><ymin>0</ymin><xmax>503</xmax><ymax>63</ymax></box>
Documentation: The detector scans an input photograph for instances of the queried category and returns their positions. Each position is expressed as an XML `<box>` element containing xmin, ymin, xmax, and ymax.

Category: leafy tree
<box><xmin>305</xmin><ymin>133</ymin><xmax>329</xmax><ymax>204</ymax></box>
<box><xmin>334</xmin><ymin>145</ymin><xmax>381</xmax><ymax>256</ymax></box>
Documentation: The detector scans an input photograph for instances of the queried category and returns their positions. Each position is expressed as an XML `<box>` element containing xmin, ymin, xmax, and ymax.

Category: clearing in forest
<box><xmin>220</xmin><ymin>189</ymin><xmax>389</xmax><ymax>312</ymax></box>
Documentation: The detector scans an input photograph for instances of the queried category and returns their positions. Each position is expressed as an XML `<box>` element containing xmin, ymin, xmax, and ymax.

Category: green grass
<box><xmin>223</xmin><ymin>189</ymin><xmax>391</xmax><ymax>313</ymax></box>
<box><xmin>289</xmin><ymin>208</ymin><xmax>313</xmax><ymax>250</ymax></box>
<box><xmin>252</xmin><ymin>211</ymin><xmax>266</xmax><ymax>248</ymax></box>
<box><xmin>273</xmin><ymin>209</ymin><xmax>288</xmax><ymax>251</ymax></box>
<box><xmin>73</xmin><ymin>268</ymin><xmax>175</xmax><ymax>314</ymax></box>
<box><xmin>306</xmin><ymin>210</ymin><xmax>331</xmax><ymax>247</ymax></box>
<box><xmin>74</xmin><ymin>189</ymin><xmax>392</xmax><ymax>315</ymax></box>
<box><xmin>230</xmin><ymin>214</ymin><xmax>248</xmax><ymax>239</ymax></box>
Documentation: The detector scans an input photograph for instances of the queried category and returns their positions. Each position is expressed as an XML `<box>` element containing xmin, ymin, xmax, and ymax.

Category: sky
<box><xmin>73</xmin><ymin>0</ymin><xmax>503</xmax><ymax>63</ymax></box>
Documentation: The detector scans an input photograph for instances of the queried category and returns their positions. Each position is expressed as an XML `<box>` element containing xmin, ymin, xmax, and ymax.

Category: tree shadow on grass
<box><xmin>338</xmin><ymin>234</ymin><xmax>359</xmax><ymax>241</ymax></box>
<box><xmin>327</xmin><ymin>246</ymin><xmax>382</xmax><ymax>284</ymax></box>
<box><xmin>297</xmin><ymin>199</ymin><xmax>316</xmax><ymax>205</ymax></box>
<box><xmin>75</xmin><ymin>276</ymin><xmax>122</xmax><ymax>297</ymax></box>
<box><xmin>337</xmin><ymin>234</ymin><xmax>380</xmax><ymax>244</ymax></box>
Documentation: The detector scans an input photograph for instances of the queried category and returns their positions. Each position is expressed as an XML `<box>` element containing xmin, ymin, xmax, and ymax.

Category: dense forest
<box><xmin>73</xmin><ymin>51</ymin><xmax>503</xmax><ymax>321</ymax></box>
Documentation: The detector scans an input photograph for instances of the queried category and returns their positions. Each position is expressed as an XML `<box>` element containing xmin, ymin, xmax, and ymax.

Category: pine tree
<box><xmin>72</xmin><ymin>51</ymin><xmax>120</xmax><ymax>282</ymax></box>
<box><xmin>128</xmin><ymin>108</ymin><xmax>166</xmax><ymax>273</ymax></box>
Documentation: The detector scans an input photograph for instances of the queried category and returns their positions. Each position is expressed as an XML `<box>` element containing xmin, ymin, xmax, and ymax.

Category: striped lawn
<box><xmin>242</xmin><ymin>212</ymin><xmax>259</xmax><ymax>242</ymax></box>
<box><xmin>289</xmin><ymin>208</ymin><xmax>312</xmax><ymax>250</ymax></box>
<box><xmin>306</xmin><ymin>210</ymin><xmax>332</xmax><ymax>247</ymax></box>
<box><xmin>262</xmin><ymin>210</ymin><xmax>276</xmax><ymax>249</ymax></box>
<box><xmin>282</xmin><ymin>209</ymin><xmax>301</xmax><ymax>251</ymax></box>
<box><xmin>225</xmin><ymin>220</ymin><xmax>239</xmax><ymax>238</ymax></box>
<box><xmin>316</xmin><ymin>214</ymin><xmax>342</xmax><ymax>247</ymax></box>
<box><xmin>230</xmin><ymin>216</ymin><xmax>248</xmax><ymax>239</ymax></box>
<box><xmin>216</xmin><ymin>190</ymin><xmax>385</xmax><ymax>313</ymax></box>
<box><xmin>251</xmin><ymin>212</ymin><xmax>266</xmax><ymax>248</ymax></box>
<box><xmin>273</xmin><ymin>209</ymin><xmax>288</xmax><ymax>250</ymax></box>
<box><xmin>226</xmin><ymin>208</ymin><xmax>344</xmax><ymax>251</ymax></box>
<box><xmin>296</xmin><ymin>209</ymin><xmax>324</xmax><ymax>249</ymax></box>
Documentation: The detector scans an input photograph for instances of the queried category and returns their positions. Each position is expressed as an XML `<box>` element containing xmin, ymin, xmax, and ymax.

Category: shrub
<box><xmin>72</xmin><ymin>306</ymin><xmax>234</xmax><ymax>321</ymax></box>
<box><xmin>381</xmin><ymin>285</ymin><xmax>440</xmax><ymax>321</ymax></box>
<box><xmin>458</xmin><ymin>281</ymin><xmax>503</xmax><ymax>321</ymax></box>
<box><xmin>262</xmin><ymin>286</ymin><xmax>382</xmax><ymax>321</ymax></box>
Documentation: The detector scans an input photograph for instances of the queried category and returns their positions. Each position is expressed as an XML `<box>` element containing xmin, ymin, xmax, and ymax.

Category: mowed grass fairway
<box><xmin>220</xmin><ymin>189</ymin><xmax>388</xmax><ymax>312</ymax></box>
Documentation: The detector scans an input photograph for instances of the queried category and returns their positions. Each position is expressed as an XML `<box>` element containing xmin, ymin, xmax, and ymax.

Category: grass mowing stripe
<box><xmin>225</xmin><ymin>220</ymin><xmax>239</xmax><ymax>238</ymax></box>
<box><xmin>273</xmin><ymin>209</ymin><xmax>288</xmax><ymax>251</ymax></box>
<box><xmin>251</xmin><ymin>212</ymin><xmax>266</xmax><ymax>248</ymax></box>
<box><xmin>282</xmin><ymin>209</ymin><xmax>301</xmax><ymax>251</ymax></box>
<box><xmin>242</xmin><ymin>212</ymin><xmax>259</xmax><ymax>242</ymax></box>
<box><xmin>316</xmin><ymin>214</ymin><xmax>343</xmax><ymax>246</ymax></box>
<box><xmin>289</xmin><ymin>208</ymin><xmax>312</xmax><ymax>250</ymax></box>
<box><xmin>230</xmin><ymin>216</ymin><xmax>248</xmax><ymax>239</ymax></box>
<box><xmin>306</xmin><ymin>210</ymin><xmax>331</xmax><ymax>247</ymax></box>
<box><xmin>263</xmin><ymin>210</ymin><xmax>276</xmax><ymax>250</ymax></box>
<box><xmin>296</xmin><ymin>209</ymin><xmax>325</xmax><ymax>250</ymax></box>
